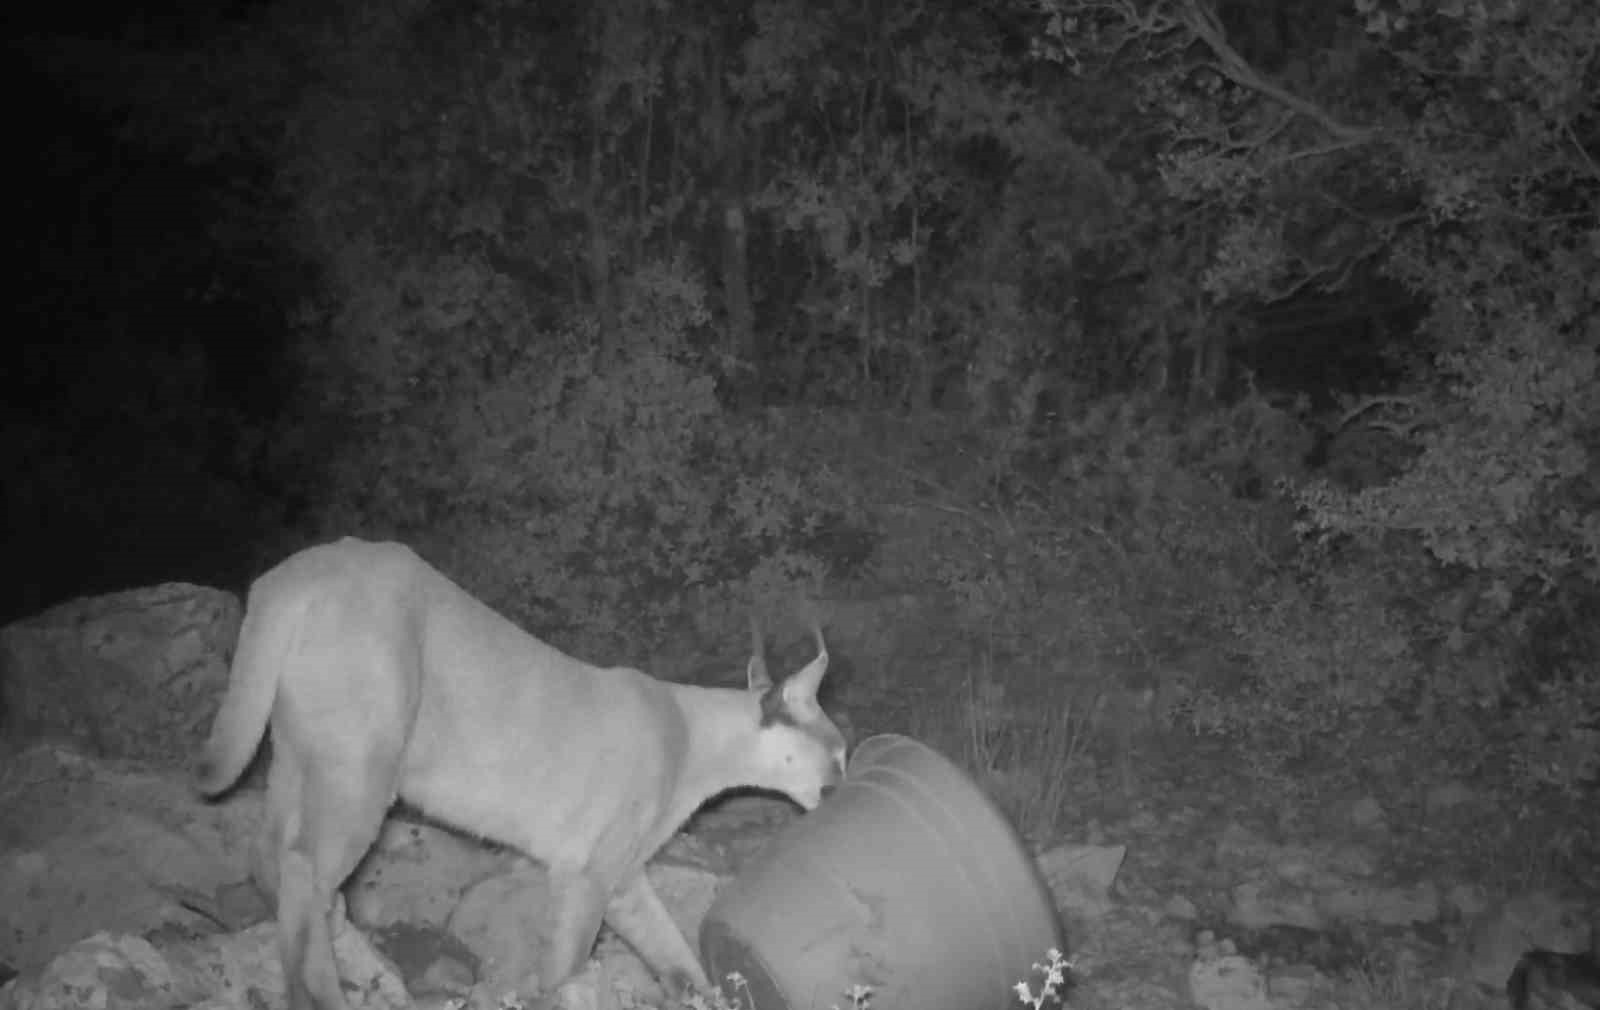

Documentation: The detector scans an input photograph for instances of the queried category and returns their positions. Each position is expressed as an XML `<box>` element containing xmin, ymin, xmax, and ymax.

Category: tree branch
<box><xmin>1179</xmin><ymin>0</ymin><xmax>1378</xmax><ymax>145</ymax></box>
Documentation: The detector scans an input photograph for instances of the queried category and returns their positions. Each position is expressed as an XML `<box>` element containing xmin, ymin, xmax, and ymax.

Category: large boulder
<box><xmin>0</xmin><ymin>583</ymin><xmax>240</xmax><ymax>766</ymax></box>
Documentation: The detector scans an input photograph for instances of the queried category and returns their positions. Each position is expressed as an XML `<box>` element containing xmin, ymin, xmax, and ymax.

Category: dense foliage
<box><xmin>14</xmin><ymin>0</ymin><xmax>1598</xmax><ymax>824</ymax></box>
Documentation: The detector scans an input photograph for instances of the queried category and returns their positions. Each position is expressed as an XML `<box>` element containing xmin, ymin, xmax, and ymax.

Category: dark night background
<box><xmin>2</xmin><ymin>0</ymin><xmax>1595</xmax><ymax>875</ymax></box>
<box><xmin>7</xmin><ymin>1</ymin><xmax>298</xmax><ymax>621</ymax></box>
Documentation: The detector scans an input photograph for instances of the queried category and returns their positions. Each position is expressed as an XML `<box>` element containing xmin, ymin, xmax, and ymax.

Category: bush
<box><xmin>291</xmin><ymin>257</ymin><xmax>846</xmax><ymax>659</ymax></box>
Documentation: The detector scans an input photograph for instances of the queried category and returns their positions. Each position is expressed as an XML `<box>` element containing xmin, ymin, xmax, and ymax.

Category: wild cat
<box><xmin>196</xmin><ymin>537</ymin><xmax>848</xmax><ymax>1010</ymax></box>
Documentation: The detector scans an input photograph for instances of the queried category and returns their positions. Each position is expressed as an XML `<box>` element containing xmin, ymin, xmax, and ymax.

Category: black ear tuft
<box><xmin>758</xmin><ymin>678</ymin><xmax>798</xmax><ymax>728</ymax></box>
<box><xmin>747</xmin><ymin>617</ymin><xmax>774</xmax><ymax>692</ymax></box>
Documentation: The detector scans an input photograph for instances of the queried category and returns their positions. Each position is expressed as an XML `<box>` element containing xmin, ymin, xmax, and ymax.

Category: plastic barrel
<box><xmin>700</xmin><ymin>733</ymin><xmax>1065</xmax><ymax>1010</ymax></box>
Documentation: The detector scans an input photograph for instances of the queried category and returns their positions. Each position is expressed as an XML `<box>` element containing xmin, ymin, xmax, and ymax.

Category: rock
<box><xmin>1036</xmin><ymin>843</ymin><xmax>1125</xmax><ymax>918</ymax></box>
<box><xmin>1</xmin><ymin>933</ymin><xmax>173</xmax><ymax>1010</ymax></box>
<box><xmin>0</xmin><ymin>743</ymin><xmax>263</xmax><ymax>976</ymax></box>
<box><xmin>1189</xmin><ymin>948</ymin><xmax>1272</xmax><ymax>1010</ymax></box>
<box><xmin>448</xmin><ymin>861</ymin><xmax>552</xmax><ymax>994</ymax></box>
<box><xmin>346</xmin><ymin>816</ymin><xmax>507</xmax><ymax>930</ymax></box>
<box><xmin>1266</xmin><ymin>962</ymin><xmax>1328</xmax><ymax>1006</ymax></box>
<box><xmin>0</xmin><ymin>583</ymin><xmax>240</xmax><ymax>766</ymax></box>
<box><xmin>446</xmin><ymin>859</ymin><xmax>720</xmax><ymax>1002</ymax></box>
<box><xmin>1</xmin><ymin>921</ymin><xmax>410</xmax><ymax>1010</ymax></box>
<box><xmin>166</xmin><ymin>919</ymin><xmax>409</xmax><ymax>1008</ymax></box>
